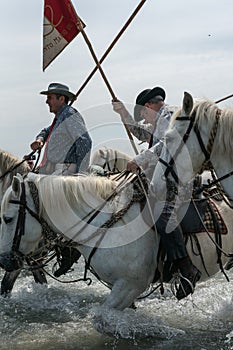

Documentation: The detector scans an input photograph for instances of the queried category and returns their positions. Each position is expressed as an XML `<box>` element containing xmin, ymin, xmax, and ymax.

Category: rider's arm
<box><xmin>112</xmin><ymin>100</ymin><xmax>153</xmax><ymax>143</ymax></box>
<box><xmin>131</xmin><ymin>140</ymin><xmax>163</xmax><ymax>169</ymax></box>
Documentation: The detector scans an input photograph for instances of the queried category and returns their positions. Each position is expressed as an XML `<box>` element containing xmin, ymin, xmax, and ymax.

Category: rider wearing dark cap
<box><xmin>126</xmin><ymin>89</ymin><xmax>202</xmax><ymax>300</ymax></box>
<box><xmin>113</xmin><ymin>86</ymin><xmax>176</xmax><ymax>148</ymax></box>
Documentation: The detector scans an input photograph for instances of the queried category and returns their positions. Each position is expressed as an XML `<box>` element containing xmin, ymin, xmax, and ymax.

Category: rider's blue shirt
<box><xmin>37</xmin><ymin>104</ymin><xmax>92</xmax><ymax>173</ymax></box>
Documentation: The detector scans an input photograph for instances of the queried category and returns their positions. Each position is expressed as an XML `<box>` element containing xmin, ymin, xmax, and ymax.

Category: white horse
<box><xmin>152</xmin><ymin>92</ymin><xmax>233</xmax><ymax>205</ymax></box>
<box><xmin>91</xmin><ymin>147</ymin><xmax>132</xmax><ymax>173</ymax></box>
<box><xmin>1</xmin><ymin>167</ymin><xmax>233</xmax><ymax>312</ymax></box>
<box><xmin>0</xmin><ymin>172</ymin><xmax>158</xmax><ymax>310</ymax></box>
<box><xmin>0</xmin><ymin>146</ymin><xmax>132</xmax><ymax>296</ymax></box>
<box><xmin>152</xmin><ymin>91</ymin><xmax>233</xmax><ymax>270</ymax></box>
<box><xmin>0</xmin><ymin>149</ymin><xmax>47</xmax><ymax>295</ymax></box>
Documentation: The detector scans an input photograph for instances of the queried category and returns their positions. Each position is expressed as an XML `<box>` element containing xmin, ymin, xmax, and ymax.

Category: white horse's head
<box><xmin>91</xmin><ymin>147</ymin><xmax>132</xmax><ymax>173</ymax></box>
<box><xmin>0</xmin><ymin>174</ymin><xmax>42</xmax><ymax>271</ymax></box>
<box><xmin>152</xmin><ymin>92</ymin><xmax>233</xmax><ymax>202</ymax></box>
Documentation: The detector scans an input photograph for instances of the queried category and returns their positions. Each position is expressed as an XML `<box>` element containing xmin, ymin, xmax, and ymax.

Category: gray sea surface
<box><xmin>0</xmin><ymin>257</ymin><xmax>233</xmax><ymax>350</ymax></box>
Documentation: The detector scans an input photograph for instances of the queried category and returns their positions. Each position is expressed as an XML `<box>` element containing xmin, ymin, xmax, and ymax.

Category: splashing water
<box><xmin>0</xmin><ymin>257</ymin><xmax>233</xmax><ymax>350</ymax></box>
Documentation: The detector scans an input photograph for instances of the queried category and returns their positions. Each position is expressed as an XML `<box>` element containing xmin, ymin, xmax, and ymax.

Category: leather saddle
<box><xmin>142</xmin><ymin>196</ymin><xmax>226</xmax><ymax>236</ymax></box>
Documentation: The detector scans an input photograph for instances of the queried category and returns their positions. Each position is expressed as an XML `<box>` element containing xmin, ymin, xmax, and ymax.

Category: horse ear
<box><xmin>182</xmin><ymin>92</ymin><xmax>193</xmax><ymax>116</ymax></box>
<box><xmin>99</xmin><ymin>149</ymin><xmax>104</xmax><ymax>157</ymax></box>
<box><xmin>12</xmin><ymin>174</ymin><xmax>23</xmax><ymax>197</ymax></box>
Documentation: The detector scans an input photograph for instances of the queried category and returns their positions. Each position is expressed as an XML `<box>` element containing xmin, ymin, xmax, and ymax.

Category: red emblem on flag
<box><xmin>43</xmin><ymin>0</ymin><xmax>85</xmax><ymax>70</ymax></box>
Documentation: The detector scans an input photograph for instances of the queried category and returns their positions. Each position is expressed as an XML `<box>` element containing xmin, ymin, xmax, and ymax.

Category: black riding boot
<box><xmin>174</xmin><ymin>256</ymin><xmax>201</xmax><ymax>300</ymax></box>
<box><xmin>156</xmin><ymin>207</ymin><xmax>201</xmax><ymax>299</ymax></box>
<box><xmin>54</xmin><ymin>247</ymin><xmax>81</xmax><ymax>277</ymax></box>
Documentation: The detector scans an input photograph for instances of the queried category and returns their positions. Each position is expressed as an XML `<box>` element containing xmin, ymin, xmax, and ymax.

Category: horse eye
<box><xmin>3</xmin><ymin>215</ymin><xmax>13</xmax><ymax>224</ymax></box>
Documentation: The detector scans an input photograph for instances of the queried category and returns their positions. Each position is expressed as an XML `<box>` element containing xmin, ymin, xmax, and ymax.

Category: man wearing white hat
<box><xmin>31</xmin><ymin>82</ymin><xmax>92</xmax><ymax>176</ymax></box>
<box><xmin>29</xmin><ymin>82</ymin><xmax>92</xmax><ymax>277</ymax></box>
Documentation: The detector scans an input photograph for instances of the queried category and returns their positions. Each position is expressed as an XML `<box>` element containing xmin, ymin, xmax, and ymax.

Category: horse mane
<box><xmin>28</xmin><ymin>173</ymin><xmax>118</xmax><ymax>216</ymax></box>
<box><xmin>169</xmin><ymin>99</ymin><xmax>233</xmax><ymax>158</ymax></box>
<box><xmin>0</xmin><ymin>149</ymin><xmax>29</xmax><ymax>185</ymax></box>
<box><xmin>0</xmin><ymin>149</ymin><xmax>29</xmax><ymax>175</ymax></box>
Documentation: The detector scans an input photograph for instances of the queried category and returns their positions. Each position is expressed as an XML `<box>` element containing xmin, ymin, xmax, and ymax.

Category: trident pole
<box><xmin>70</xmin><ymin>0</ymin><xmax>147</xmax><ymax>103</ymax></box>
<box><xmin>75</xmin><ymin>17</ymin><xmax>139</xmax><ymax>155</ymax></box>
<box><xmin>215</xmin><ymin>93</ymin><xmax>233</xmax><ymax>104</ymax></box>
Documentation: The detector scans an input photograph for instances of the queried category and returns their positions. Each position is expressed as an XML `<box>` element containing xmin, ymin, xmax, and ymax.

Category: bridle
<box><xmin>158</xmin><ymin>107</ymin><xmax>221</xmax><ymax>185</ymax></box>
<box><xmin>9</xmin><ymin>181</ymin><xmax>27</xmax><ymax>253</ymax></box>
<box><xmin>6</xmin><ymin>180</ymin><xmax>92</xmax><ymax>284</ymax></box>
<box><xmin>6</xmin><ymin>172</ymin><xmax>136</xmax><ymax>257</ymax></box>
<box><xmin>101</xmin><ymin>149</ymin><xmax>119</xmax><ymax>173</ymax></box>
<box><xmin>158</xmin><ymin>106</ymin><xmax>233</xmax><ymax>207</ymax></box>
<box><xmin>8</xmin><ymin>180</ymin><xmax>56</xmax><ymax>256</ymax></box>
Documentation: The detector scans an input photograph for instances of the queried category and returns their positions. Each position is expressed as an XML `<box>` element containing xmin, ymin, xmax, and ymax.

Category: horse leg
<box><xmin>1</xmin><ymin>270</ymin><xmax>21</xmax><ymax>297</ymax></box>
<box><xmin>1</xmin><ymin>267</ymin><xmax>47</xmax><ymax>297</ymax></box>
<box><xmin>103</xmin><ymin>279</ymin><xmax>143</xmax><ymax>311</ymax></box>
<box><xmin>30</xmin><ymin>263</ymin><xmax>47</xmax><ymax>285</ymax></box>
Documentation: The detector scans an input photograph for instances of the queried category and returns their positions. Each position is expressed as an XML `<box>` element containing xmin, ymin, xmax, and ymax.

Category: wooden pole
<box><xmin>70</xmin><ymin>0</ymin><xmax>147</xmax><ymax>103</ymax></box>
<box><xmin>77</xmin><ymin>19</ymin><xmax>117</xmax><ymax>100</ymax></box>
<box><xmin>215</xmin><ymin>93</ymin><xmax>233</xmax><ymax>104</ymax></box>
<box><xmin>75</xmin><ymin>18</ymin><xmax>139</xmax><ymax>155</ymax></box>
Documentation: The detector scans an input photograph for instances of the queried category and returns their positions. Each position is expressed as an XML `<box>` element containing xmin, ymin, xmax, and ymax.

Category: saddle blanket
<box><xmin>178</xmin><ymin>198</ymin><xmax>228</xmax><ymax>235</ymax></box>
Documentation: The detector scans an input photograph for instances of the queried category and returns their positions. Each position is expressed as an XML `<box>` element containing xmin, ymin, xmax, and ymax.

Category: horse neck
<box><xmin>38</xmin><ymin>180</ymin><xmax>114</xmax><ymax>246</ymax></box>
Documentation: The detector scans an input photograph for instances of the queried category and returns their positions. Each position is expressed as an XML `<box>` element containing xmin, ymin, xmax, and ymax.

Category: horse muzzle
<box><xmin>0</xmin><ymin>252</ymin><xmax>24</xmax><ymax>272</ymax></box>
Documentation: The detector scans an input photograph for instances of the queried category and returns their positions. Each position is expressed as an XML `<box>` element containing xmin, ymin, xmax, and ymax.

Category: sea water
<box><xmin>0</xmin><ymin>256</ymin><xmax>233</xmax><ymax>350</ymax></box>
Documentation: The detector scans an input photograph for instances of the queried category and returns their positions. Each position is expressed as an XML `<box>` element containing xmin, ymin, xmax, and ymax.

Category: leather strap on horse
<box><xmin>0</xmin><ymin>150</ymin><xmax>41</xmax><ymax>182</ymax></box>
<box><xmin>28</xmin><ymin>181</ymin><xmax>93</xmax><ymax>284</ymax></box>
<box><xmin>195</xmin><ymin>168</ymin><xmax>233</xmax><ymax>209</ymax></box>
<box><xmin>61</xmin><ymin>171</ymin><xmax>139</xmax><ymax>248</ymax></box>
<box><xmin>191</xmin><ymin>197</ymin><xmax>233</xmax><ymax>281</ymax></box>
<box><xmin>27</xmin><ymin>181</ymin><xmax>58</xmax><ymax>242</ymax></box>
<box><xmin>159</xmin><ymin>108</ymin><xmax>221</xmax><ymax>185</ymax></box>
<box><xmin>83</xmin><ymin>172</ymin><xmax>149</xmax><ymax>280</ymax></box>
<box><xmin>0</xmin><ymin>151</ymin><xmax>34</xmax><ymax>181</ymax></box>
<box><xmin>160</xmin><ymin>113</ymin><xmax>196</xmax><ymax>183</ymax></box>
<box><xmin>207</xmin><ymin>199</ymin><xmax>230</xmax><ymax>282</ymax></box>
<box><xmin>10</xmin><ymin>182</ymin><xmax>27</xmax><ymax>253</ymax></box>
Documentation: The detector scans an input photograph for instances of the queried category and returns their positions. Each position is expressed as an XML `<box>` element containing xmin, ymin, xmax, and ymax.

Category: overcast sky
<box><xmin>1</xmin><ymin>0</ymin><xmax>233</xmax><ymax>158</ymax></box>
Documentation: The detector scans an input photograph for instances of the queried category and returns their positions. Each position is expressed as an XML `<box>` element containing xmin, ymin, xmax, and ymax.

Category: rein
<box><xmin>156</xmin><ymin>104</ymin><xmax>233</xmax><ymax>277</ymax></box>
<box><xmin>0</xmin><ymin>150</ymin><xmax>41</xmax><ymax>181</ymax></box>
<box><xmin>7</xmin><ymin>172</ymin><xmax>147</xmax><ymax>286</ymax></box>
<box><xmin>159</xmin><ymin>108</ymin><xmax>221</xmax><ymax>185</ymax></box>
<box><xmin>8</xmin><ymin>179</ymin><xmax>92</xmax><ymax>284</ymax></box>
<box><xmin>9</xmin><ymin>181</ymin><xmax>57</xmax><ymax>254</ymax></box>
<box><xmin>10</xmin><ymin>182</ymin><xmax>27</xmax><ymax>252</ymax></box>
<box><xmin>160</xmin><ymin>113</ymin><xmax>198</xmax><ymax>183</ymax></box>
<box><xmin>102</xmin><ymin>149</ymin><xmax>119</xmax><ymax>173</ymax></box>
<box><xmin>163</xmin><ymin>107</ymin><xmax>233</xmax><ymax>207</ymax></box>
<box><xmin>195</xmin><ymin>170</ymin><xmax>233</xmax><ymax>197</ymax></box>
